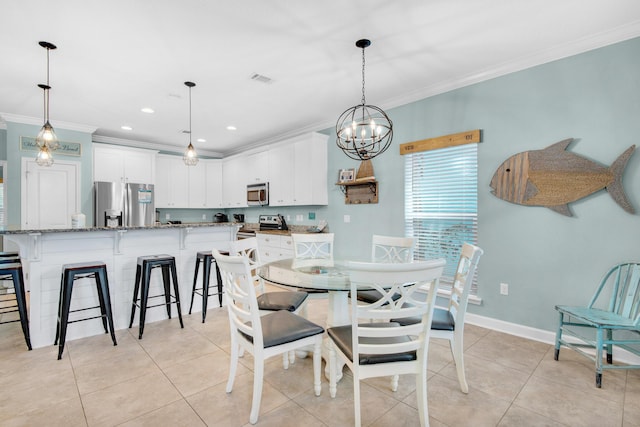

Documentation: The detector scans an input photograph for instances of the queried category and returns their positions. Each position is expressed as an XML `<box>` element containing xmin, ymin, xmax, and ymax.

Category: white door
<box><xmin>22</xmin><ymin>159</ymin><xmax>80</xmax><ymax>229</ymax></box>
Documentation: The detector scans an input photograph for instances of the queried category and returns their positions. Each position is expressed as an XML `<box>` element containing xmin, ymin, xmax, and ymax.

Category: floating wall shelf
<box><xmin>336</xmin><ymin>178</ymin><xmax>379</xmax><ymax>204</ymax></box>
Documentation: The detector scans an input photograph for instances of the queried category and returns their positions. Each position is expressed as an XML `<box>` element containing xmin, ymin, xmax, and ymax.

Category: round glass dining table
<box><xmin>259</xmin><ymin>258</ymin><xmax>360</xmax><ymax>380</ymax></box>
<box><xmin>258</xmin><ymin>258</ymin><xmax>354</xmax><ymax>328</ymax></box>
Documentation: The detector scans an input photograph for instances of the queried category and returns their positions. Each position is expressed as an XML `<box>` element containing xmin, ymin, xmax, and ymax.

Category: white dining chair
<box><xmin>327</xmin><ymin>258</ymin><xmax>446</xmax><ymax>427</ymax></box>
<box><xmin>213</xmin><ymin>249</ymin><xmax>324</xmax><ymax>425</ymax></box>
<box><xmin>393</xmin><ymin>243</ymin><xmax>483</xmax><ymax>393</ymax></box>
<box><xmin>357</xmin><ymin>234</ymin><xmax>416</xmax><ymax>304</ymax></box>
<box><xmin>371</xmin><ymin>234</ymin><xmax>415</xmax><ymax>263</ymax></box>
<box><xmin>229</xmin><ymin>237</ymin><xmax>309</xmax><ymax>315</ymax></box>
<box><xmin>292</xmin><ymin>233</ymin><xmax>334</xmax><ymax>264</ymax></box>
<box><xmin>291</xmin><ymin>233</ymin><xmax>334</xmax><ymax>311</ymax></box>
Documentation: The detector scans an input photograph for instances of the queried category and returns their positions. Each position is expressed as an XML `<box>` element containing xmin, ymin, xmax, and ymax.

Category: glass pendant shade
<box><xmin>183</xmin><ymin>142</ymin><xmax>198</xmax><ymax>166</ymax></box>
<box><xmin>182</xmin><ymin>81</ymin><xmax>199</xmax><ymax>166</ymax></box>
<box><xmin>336</xmin><ymin>39</ymin><xmax>393</xmax><ymax>161</ymax></box>
<box><xmin>35</xmin><ymin>120</ymin><xmax>59</xmax><ymax>150</ymax></box>
<box><xmin>35</xmin><ymin>144</ymin><xmax>54</xmax><ymax>167</ymax></box>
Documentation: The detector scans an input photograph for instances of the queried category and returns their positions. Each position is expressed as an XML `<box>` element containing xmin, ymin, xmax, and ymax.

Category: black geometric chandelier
<box><xmin>35</xmin><ymin>41</ymin><xmax>58</xmax><ymax>167</ymax></box>
<box><xmin>335</xmin><ymin>39</ymin><xmax>393</xmax><ymax>161</ymax></box>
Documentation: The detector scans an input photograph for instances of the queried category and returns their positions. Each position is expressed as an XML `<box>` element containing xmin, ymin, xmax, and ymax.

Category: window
<box><xmin>404</xmin><ymin>143</ymin><xmax>478</xmax><ymax>294</ymax></box>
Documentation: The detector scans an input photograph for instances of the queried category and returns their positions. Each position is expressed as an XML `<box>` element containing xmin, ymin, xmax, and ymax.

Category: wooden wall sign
<box><xmin>489</xmin><ymin>138</ymin><xmax>636</xmax><ymax>217</ymax></box>
<box><xmin>399</xmin><ymin>129</ymin><xmax>481</xmax><ymax>155</ymax></box>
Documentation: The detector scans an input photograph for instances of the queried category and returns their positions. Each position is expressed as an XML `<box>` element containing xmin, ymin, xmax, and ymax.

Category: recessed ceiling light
<box><xmin>121</xmin><ymin>125</ymin><xmax>133</xmax><ymax>131</ymax></box>
<box><xmin>227</xmin><ymin>125</ymin><xmax>237</xmax><ymax>131</ymax></box>
<box><xmin>141</xmin><ymin>107</ymin><xmax>154</xmax><ymax>114</ymax></box>
<box><xmin>197</xmin><ymin>138</ymin><xmax>206</xmax><ymax>143</ymax></box>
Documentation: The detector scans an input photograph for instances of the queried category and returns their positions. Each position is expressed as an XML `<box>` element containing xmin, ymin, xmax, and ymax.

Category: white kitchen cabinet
<box><xmin>205</xmin><ymin>160</ymin><xmax>223</xmax><ymax>209</ymax></box>
<box><xmin>267</xmin><ymin>132</ymin><xmax>328</xmax><ymax>206</ymax></box>
<box><xmin>187</xmin><ymin>161</ymin><xmax>207</xmax><ymax>208</ymax></box>
<box><xmin>156</xmin><ymin>156</ymin><xmax>221</xmax><ymax>208</ymax></box>
<box><xmin>93</xmin><ymin>144</ymin><xmax>157</xmax><ymax>184</ymax></box>
<box><xmin>222</xmin><ymin>155</ymin><xmax>248</xmax><ymax>208</ymax></box>
<box><xmin>293</xmin><ymin>133</ymin><xmax>328</xmax><ymax>205</ymax></box>
<box><xmin>155</xmin><ymin>155</ymin><xmax>188</xmax><ymax>208</ymax></box>
<box><xmin>268</xmin><ymin>144</ymin><xmax>294</xmax><ymax>206</ymax></box>
<box><xmin>244</xmin><ymin>150</ymin><xmax>269</xmax><ymax>185</ymax></box>
<box><xmin>256</xmin><ymin>233</ymin><xmax>293</xmax><ymax>263</ymax></box>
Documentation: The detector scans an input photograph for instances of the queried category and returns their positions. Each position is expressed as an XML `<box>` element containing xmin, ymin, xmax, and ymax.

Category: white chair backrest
<box><xmin>292</xmin><ymin>233</ymin><xmax>334</xmax><ymax>260</ymax></box>
<box><xmin>228</xmin><ymin>237</ymin><xmax>262</xmax><ymax>266</ymax></box>
<box><xmin>347</xmin><ymin>259</ymin><xmax>446</xmax><ymax>355</ymax></box>
<box><xmin>212</xmin><ymin>249</ymin><xmax>264</xmax><ymax>348</ymax></box>
<box><xmin>228</xmin><ymin>237</ymin><xmax>264</xmax><ymax>293</ymax></box>
<box><xmin>447</xmin><ymin>243</ymin><xmax>484</xmax><ymax>322</ymax></box>
<box><xmin>371</xmin><ymin>235</ymin><xmax>415</xmax><ymax>263</ymax></box>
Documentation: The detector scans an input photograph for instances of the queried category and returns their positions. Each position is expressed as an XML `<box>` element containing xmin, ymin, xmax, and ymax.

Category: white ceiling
<box><xmin>1</xmin><ymin>0</ymin><xmax>640</xmax><ymax>157</ymax></box>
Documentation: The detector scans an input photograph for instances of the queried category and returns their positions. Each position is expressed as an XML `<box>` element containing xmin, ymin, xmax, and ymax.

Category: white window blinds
<box><xmin>404</xmin><ymin>143</ymin><xmax>478</xmax><ymax>293</ymax></box>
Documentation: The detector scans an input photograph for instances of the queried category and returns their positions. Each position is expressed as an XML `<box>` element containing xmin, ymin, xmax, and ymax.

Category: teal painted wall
<box><xmin>0</xmin><ymin>129</ymin><xmax>7</xmax><ymax>160</ymax></box>
<box><xmin>5</xmin><ymin>122</ymin><xmax>94</xmax><ymax>227</ymax></box>
<box><xmin>324</xmin><ymin>37</ymin><xmax>640</xmax><ymax>332</ymax></box>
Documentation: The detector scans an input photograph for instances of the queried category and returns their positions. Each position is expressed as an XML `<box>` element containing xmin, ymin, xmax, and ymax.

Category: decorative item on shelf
<box><xmin>490</xmin><ymin>138</ymin><xmax>636</xmax><ymax>217</ymax></box>
<box><xmin>335</xmin><ymin>39</ymin><xmax>393</xmax><ymax>176</ymax></box>
<box><xmin>182</xmin><ymin>81</ymin><xmax>199</xmax><ymax>166</ymax></box>
<box><xmin>338</xmin><ymin>168</ymin><xmax>356</xmax><ymax>183</ymax></box>
<box><xmin>35</xmin><ymin>41</ymin><xmax>59</xmax><ymax>167</ymax></box>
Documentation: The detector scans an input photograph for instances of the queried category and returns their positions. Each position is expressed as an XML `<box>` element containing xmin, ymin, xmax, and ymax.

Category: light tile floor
<box><xmin>1</xmin><ymin>293</ymin><xmax>639</xmax><ymax>426</ymax></box>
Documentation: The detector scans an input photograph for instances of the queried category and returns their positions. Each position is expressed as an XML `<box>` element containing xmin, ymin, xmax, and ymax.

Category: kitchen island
<box><xmin>1</xmin><ymin>223</ymin><xmax>239</xmax><ymax>348</ymax></box>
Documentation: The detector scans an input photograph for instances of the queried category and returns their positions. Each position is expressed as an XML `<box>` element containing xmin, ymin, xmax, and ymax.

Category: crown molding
<box><xmin>0</xmin><ymin>112</ymin><xmax>98</xmax><ymax>134</ymax></box>
<box><xmin>383</xmin><ymin>21</ymin><xmax>640</xmax><ymax>111</ymax></box>
<box><xmin>92</xmin><ymin>134</ymin><xmax>223</xmax><ymax>158</ymax></box>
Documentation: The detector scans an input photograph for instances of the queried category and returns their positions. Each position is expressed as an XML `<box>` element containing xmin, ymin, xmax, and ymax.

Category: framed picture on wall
<box><xmin>338</xmin><ymin>168</ymin><xmax>356</xmax><ymax>183</ymax></box>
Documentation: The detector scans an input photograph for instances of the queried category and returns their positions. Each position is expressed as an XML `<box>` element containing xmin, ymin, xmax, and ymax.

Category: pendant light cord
<box><xmin>361</xmin><ymin>45</ymin><xmax>366</xmax><ymax>106</ymax></box>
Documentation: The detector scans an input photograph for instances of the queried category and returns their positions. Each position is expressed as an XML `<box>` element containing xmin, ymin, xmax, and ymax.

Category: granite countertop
<box><xmin>0</xmin><ymin>222</ymin><xmax>241</xmax><ymax>235</ymax></box>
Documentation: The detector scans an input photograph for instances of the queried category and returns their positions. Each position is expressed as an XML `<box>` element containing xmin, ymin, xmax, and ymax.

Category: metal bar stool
<box><xmin>55</xmin><ymin>261</ymin><xmax>117</xmax><ymax>360</ymax></box>
<box><xmin>129</xmin><ymin>254</ymin><xmax>183</xmax><ymax>339</ymax></box>
<box><xmin>188</xmin><ymin>250</ymin><xmax>227</xmax><ymax>323</ymax></box>
<box><xmin>0</xmin><ymin>252</ymin><xmax>32</xmax><ymax>351</ymax></box>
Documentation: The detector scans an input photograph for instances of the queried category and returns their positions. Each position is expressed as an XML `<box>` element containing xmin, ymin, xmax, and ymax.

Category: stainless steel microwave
<box><xmin>247</xmin><ymin>182</ymin><xmax>269</xmax><ymax>206</ymax></box>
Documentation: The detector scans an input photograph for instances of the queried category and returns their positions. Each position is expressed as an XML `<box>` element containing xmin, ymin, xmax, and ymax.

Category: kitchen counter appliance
<box><xmin>247</xmin><ymin>183</ymin><xmax>269</xmax><ymax>206</ymax></box>
<box><xmin>94</xmin><ymin>181</ymin><xmax>155</xmax><ymax>227</ymax></box>
<box><xmin>214</xmin><ymin>213</ymin><xmax>229</xmax><ymax>223</ymax></box>
<box><xmin>258</xmin><ymin>214</ymin><xmax>288</xmax><ymax>231</ymax></box>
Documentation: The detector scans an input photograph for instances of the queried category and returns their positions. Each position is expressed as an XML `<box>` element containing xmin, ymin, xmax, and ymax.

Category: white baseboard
<box><xmin>465</xmin><ymin>312</ymin><xmax>640</xmax><ymax>366</ymax></box>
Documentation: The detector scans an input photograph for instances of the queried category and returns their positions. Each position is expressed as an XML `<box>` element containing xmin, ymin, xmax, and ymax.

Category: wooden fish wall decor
<box><xmin>490</xmin><ymin>139</ymin><xmax>635</xmax><ymax>217</ymax></box>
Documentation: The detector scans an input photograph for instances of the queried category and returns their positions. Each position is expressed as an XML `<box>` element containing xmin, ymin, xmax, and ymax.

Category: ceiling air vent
<box><xmin>250</xmin><ymin>73</ymin><xmax>273</xmax><ymax>84</ymax></box>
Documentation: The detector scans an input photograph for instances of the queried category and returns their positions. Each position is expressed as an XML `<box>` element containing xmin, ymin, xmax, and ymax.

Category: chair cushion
<box><xmin>356</xmin><ymin>290</ymin><xmax>402</xmax><ymax>304</ymax></box>
<box><xmin>240</xmin><ymin>310</ymin><xmax>324</xmax><ymax>348</ymax></box>
<box><xmin>391</xmin><ymin>307</ymin><xmax>455</xmax><ymax>331</ymax></box>
<box><xmin>257</xmin><ymin>291</ymin><xmax>308</xmax><ymax>312</ymax></box>
<box><xmin>327</xmin><ymin>322</ymin><xmax>416</xmax><ymax>365</ymax></box>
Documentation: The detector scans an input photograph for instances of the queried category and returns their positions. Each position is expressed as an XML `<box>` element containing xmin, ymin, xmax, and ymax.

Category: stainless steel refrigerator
<box><xmin>94</xmin><ymin>181</ymin><xmax>155</xmax><ymax>227</ymax></box>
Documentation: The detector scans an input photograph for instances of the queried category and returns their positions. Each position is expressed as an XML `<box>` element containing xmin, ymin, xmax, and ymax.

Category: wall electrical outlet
<box><xmin>202</xmin><ymin>214</ymin><xmax>207</xmax><ymax>220</ymax></box>
<box><xmin>344</xmin><ymin>214</ymin><xmax>351</xmax><ymax>223</ymax></box>
<box><xmin>165</xmin><ymin>213</ymin><xmax>170</xmax><ymax>220</ymax></box>
<box><xmin>296</xmin><ymin>214</ymin><xmax>303</xmax><ymax>221</ymax></box>
<box><xmin>500</xmin><ymin>283</ymin><xmax>509</xmax><ymax>295</ymax></box>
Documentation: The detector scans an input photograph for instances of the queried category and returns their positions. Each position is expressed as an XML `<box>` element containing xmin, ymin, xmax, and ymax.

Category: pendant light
<box><xmin>183</xmin><ymin>81</ymin><xmax>199</xmax><ymax>166</ymax></box>
<box><xmin>335</xmin><ymin>39</ymin><xmax>393</xmax><ymax>163</ymax></box>
<box><xmin>36</xmin><ymin>41</ymin><xmax>59</xmax><ymax>166</ymax></box>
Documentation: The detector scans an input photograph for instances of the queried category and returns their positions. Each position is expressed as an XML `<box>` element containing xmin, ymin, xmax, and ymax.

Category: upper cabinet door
<box><xmin>93</xmin><ymin>144</ymin><xmax>156</xmax><ymax>184</ymax></box>
<box><xmin>268</xmin><ymin>144</ymin><xmax>294</xmax><ymax>206</ymax></box>
<box><xmin>244</xmin><ymin>150</ymin><xmax>269</xmax><ymax>184</ymax></box>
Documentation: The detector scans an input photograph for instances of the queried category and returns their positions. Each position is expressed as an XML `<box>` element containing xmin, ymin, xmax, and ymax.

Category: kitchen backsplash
<box><xmin>156</xmin><ymin>206</ymin><xmax>328</xmax><ymax>225</ymax></box>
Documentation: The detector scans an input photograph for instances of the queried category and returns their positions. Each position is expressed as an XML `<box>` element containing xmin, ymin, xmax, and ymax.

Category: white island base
<box><xmin>3</xmin><ymin>224</ymin><xmax>236</xmax><ymax>349</ymax></box>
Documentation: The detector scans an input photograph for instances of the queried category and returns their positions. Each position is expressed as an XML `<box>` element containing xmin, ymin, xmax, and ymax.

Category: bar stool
<box><xmin>129</xmin><ymin>254</ymin><xmax>183</xmax><ymax>339</ymax></box>
<box><xmin>189</xmin><ymin>250</ymin><xmax>227</xmax><ymax>323</ymax></box>
<box><xmin>0</xmin><ymin>253</ymin><xmax>32</xmax><ymax>351</ymax></box>
<box><xmin>55</xmin><ymin>261</ymin><xmax>117</xmax><ymax>360</ymax></box>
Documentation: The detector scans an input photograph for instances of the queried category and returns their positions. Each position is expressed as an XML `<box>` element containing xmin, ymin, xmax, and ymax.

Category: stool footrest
<box><xmin>66</xmin><ymin>314</ymin><xmax>107</xmax><ymax>324</ymax></box>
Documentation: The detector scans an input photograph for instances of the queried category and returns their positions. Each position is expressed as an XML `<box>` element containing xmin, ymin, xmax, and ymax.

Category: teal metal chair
<box><xmin>554</xmin><ymin>262</ymin><xmax>640</xmax><ymax>388</ymax></box>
